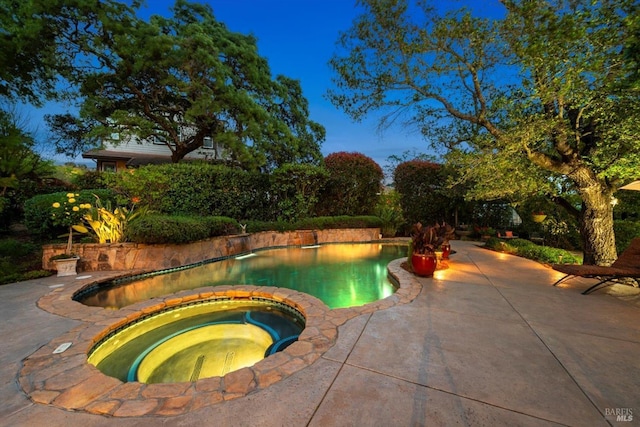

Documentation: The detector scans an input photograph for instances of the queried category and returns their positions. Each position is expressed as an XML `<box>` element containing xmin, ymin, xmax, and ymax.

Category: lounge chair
<box><xmin>551</xmin><ymin>237</ymin><xmax>640</xmax><ymax>294</ymax></box>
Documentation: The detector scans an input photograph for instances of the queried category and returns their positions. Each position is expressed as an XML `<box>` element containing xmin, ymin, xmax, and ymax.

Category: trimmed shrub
<box><xmin>202</xmin><ymin>216</ymin><xmax>241</xmax><ymax>236</ymax></box>
<box><xmin>317</xmin><ymin>152</ymin><xmax>383</xmax><ymax>216</ymax></box>
<box><xmin>103</xmin><ymin>164</ymin><xmax>173</xmax><ymax>209</ymax></box>
<box><xmin>270</xmin><ymin>163</ymin><xmax>329</xmax><ymax>221</ymax></box>
<box><xmin>485</xmin><ymin>237</ymin><xmax>580</xmax><ymax>264</ymax></box>
<box><xmin>0</xmin><ymin>239</ymin><xmax>37</xmax><ymax>257</ymax></box>
<box><xmin>107</xmin><ymin>163</ymin><xmax>269</xmax><ymax>219</ymax></box>
<box><xmin>0</xmin><ymin>238</ymin><xmax>50</xmax><ymax>285</ymax></box>
<box><xmin>614</xmin><ymin>220</ymin><xmax>640</xmax><ymax>254</ymax></box>
<box><xmin>125</xmin><ymin>215</ymin><xmax>239</xmax><ymax>244</ymax></box>
<box><xmin>23</xmin><ymin>189</ymin><xmax>116</xmax><ymax>237</ymax></box>
<box><xmin>246</xmin><ymin>216</ymin><xmax>382</xmax><ymax>233</ymax></box>
<box><xmin>125</xmin><ymin>215</ymin><xmax>210</xmax><ymax>244</ymax></box>
<box><xmin>73</xmin><ymin>170</ymin><xmax>109</xmax><ymax>189</ymax></box>
<box><xmin>163</xmin><ymin>163</ymin><xmax>265</xmax><ymax>218</ymax></box>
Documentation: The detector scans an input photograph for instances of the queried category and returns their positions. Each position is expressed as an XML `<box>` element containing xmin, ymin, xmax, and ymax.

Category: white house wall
<box><xmin>103</xmin><ymin>135</ymin><xmax>223</xmax><ymax>160</ymax></box>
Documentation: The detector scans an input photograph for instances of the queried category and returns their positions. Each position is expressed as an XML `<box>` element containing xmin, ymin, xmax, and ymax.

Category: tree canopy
<box><xmin>0</xmin><ymin>109</ymin><xmax>53</xmax><ymax>196</ymax></box>
<box><xmin>317</xmin><ymin>152</ymin><xmax>384</xmax><ymax>216</ymax></box>
<box><xmin>329</xmin><ymin>0</ymin><xmax>640</xmax><ymax>265</ymax></box>
<box><xmin>0</xmin><ymin>0</ymin><xmax>141</xmax><ymax>105</ymax></box>
<box><xmin>2</xmin><ymin>0</ymin><xmax>324</xmax><ymax>170</ymax></box>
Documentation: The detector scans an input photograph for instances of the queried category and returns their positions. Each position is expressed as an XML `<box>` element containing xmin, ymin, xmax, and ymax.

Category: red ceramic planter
<box><xmin>411</xmin><ymin>253</ymin><xmax>437</xmax><ymax>277</ymax></box>
<box><xmin>441</xmin><ymin>244</ymin><xmax>451</xmax><ymax>260</ymax></box>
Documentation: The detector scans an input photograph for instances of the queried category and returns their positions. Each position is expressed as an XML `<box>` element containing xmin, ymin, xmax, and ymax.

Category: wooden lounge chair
<box><xmin>551</xmin><ymin>237</ymin><xmax>640</xmax><ymax>294</ymax></box>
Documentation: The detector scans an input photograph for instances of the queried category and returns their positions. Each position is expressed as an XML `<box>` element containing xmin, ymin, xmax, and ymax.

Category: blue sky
<box><xmin>30</xmin><ymin>0</ymin><xmax>505</xmax><ymax>172</ymax></box>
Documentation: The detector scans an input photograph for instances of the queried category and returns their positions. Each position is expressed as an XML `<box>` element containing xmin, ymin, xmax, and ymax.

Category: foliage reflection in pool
<box><xmin>79</xmin><ymin>243</ymin><xmax>407</xmax><ymax>309</ymax></box>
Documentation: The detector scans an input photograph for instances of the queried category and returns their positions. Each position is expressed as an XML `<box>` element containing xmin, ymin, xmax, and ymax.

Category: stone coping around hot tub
<box><xmin>23</xmin><ymin>258</ymin><xmax>421</xmax><ymax>417</ymax></box>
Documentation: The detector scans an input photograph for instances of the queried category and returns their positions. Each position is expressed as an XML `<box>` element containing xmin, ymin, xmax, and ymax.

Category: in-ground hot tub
<box><xmin>88</xmin><ymin>297</ymin><xmax>304</xmax><ymax>383</ymax></box>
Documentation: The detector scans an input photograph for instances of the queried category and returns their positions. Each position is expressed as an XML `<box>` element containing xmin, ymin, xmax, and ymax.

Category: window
<box><xmin>101</xmin><ymin>162</ymin><xmax>116</xmax><ymax>172</ymax></box>
<box><xmin>152</xmin><ymin>135</ymin><xmax>166</xmax><ymax>145</ymax></box>
<box><xmin>203</xmin><ymin>137</ymin><xmax>214</xmax><ymax>149</ymax></box>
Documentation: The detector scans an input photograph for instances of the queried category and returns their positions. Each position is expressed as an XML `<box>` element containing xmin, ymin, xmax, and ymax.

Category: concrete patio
<box><xmin>1</xmin><ymin>240</ymin><xmax>639</xmax><ymax>426</ymax></box>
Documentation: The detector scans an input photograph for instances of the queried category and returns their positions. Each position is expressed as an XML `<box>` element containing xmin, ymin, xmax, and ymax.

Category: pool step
<box><xmin>190</xmin><ymin>355</ymin><xmax>206</xmax><ymax>381</ymax></box>
<box><xmin>222</xmin><ymin>352</ymin><xmax>235</xmax><ymax>375</ymax></box>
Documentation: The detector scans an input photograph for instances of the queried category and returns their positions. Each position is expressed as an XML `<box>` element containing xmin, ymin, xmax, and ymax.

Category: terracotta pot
<box><xmin>411</xmin><ymin>253</ymin><xmax>437</xmax><ymax>277</ymax></box>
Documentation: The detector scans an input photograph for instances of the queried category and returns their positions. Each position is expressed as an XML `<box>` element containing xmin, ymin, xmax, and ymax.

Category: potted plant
<box><xmin>410</xmin><ymin>222</ymin><xmax>446</xmax><ymax>276</ymax></box>
<box><xmin>439</xmin><ymin>222</ymin><xmax>456</xmax><ymax>259</ymax></box>
<box><xmin>479</xmin><ymin>227</ymin><xmax>496</xmax><ymax>241</ymax></box>
<box><xmin>50</xmin><ymin>193</ymin><xmax>91</xmax><ymax>276</ymax></box>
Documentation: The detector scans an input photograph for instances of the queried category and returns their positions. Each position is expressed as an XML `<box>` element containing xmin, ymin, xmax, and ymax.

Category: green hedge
<box><xmin>246</xmin><ymin>216</ymin><xmax>382</xmax><ymax>233</ymax></box>
<box><xmin>23</xmin><ymin>189</ymin><xmax>116</xmax><ymax>237</ymax></box>
<box><xmin>317</xmin><ymin>152</ymin><xmax>383</xmax><ymax>216</ymax></box>
<box><xmin>106</xmin><ymin>163</ymin><xmax>270</xmax><ymax>219</ymax></box>
<box><xmin>0</xmin><ymin>238</ymin><xmax>38</xmax><ymax>257</ymax></box>
<box><xmin>614</xmin><ymin>220</ymin><xmax>640</xmax><ymax>254</ymax></box>
<box><xmin>485</xmin><ymin>237</ymin><xmax>581</xmax><ymax>264</ymax></box>
<box><xmin>0</xmin><ymin>238</ymin><xmax>51</xmax><ymax>285</ymax></box>
<box><xmin>125</xmin><ymin>215</ymin><xmax>381</xmax><ymax>244</ymax></box>
<box><xmin>125</xmin><ymin>215</ymin><xmax>240</xmax><ymax>244</ymax></box>
<box><xmin>270</xmin><ymin>163</ymin><xmax>328</xmax><ymax>221</ymax></box>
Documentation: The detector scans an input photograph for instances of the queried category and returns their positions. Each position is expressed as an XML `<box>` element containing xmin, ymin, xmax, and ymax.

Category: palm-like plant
<box><xmin>77</xmin><ymin>196</ymin><xmax>149</xmax><ymax>243</ymax></box>
<box><xmin>410</xmin><ymin>222</ymin><xmax>455</xmax><ymax>255</ymax></box>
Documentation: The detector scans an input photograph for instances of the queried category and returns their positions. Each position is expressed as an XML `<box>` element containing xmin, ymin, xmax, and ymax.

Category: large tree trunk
<box><xmin>577</xmin><ymin>184</ymin><xmax>617</xmax><ymax>266</ymax></box>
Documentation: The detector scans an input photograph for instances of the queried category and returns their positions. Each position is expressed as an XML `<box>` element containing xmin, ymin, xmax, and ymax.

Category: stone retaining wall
<box><xmin>42</xmin><ymin>228</ymin><xmax>380</xmax><ymax>273</ymax></box>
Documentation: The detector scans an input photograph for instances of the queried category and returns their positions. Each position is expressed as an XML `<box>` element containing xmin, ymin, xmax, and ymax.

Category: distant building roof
<box><xmin>82</xmin><ymin>149</ymin><xmax>172</xmax><ymax>167</ymax></box>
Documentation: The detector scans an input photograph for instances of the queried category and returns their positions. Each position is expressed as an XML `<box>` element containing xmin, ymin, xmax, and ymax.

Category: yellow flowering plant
<box><xmin>50</xmin><ymin>193</ymin><xmax>92</xmax><ymax>256</ymax></box>
<box><xmin>80</xmin><ymin>195</ymin><xmax>149</xmax><ymax>243</ymax></box>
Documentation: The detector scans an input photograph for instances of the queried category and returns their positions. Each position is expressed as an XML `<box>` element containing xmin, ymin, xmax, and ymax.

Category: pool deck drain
<box><xmin>2</xmin><ymin>241</ymin><xmax>640</xmax><ymax>425</ymax></box>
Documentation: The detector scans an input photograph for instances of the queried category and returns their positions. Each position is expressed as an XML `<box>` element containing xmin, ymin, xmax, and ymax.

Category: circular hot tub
<box><xmin>88</xmin><ymin>297</ymin><xmax>305</xmax><ymax>383</ymax></box>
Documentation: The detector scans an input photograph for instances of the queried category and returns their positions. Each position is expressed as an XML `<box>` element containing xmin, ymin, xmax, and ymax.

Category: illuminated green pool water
<box><xmin>79</xmin><ymin>243</ymin><xmax>407</xmax><ymax>309</ymax></box>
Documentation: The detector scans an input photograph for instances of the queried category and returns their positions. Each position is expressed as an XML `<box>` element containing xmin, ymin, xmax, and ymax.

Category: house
<box><xmin>82</xmin><ymin>132</ymin><xmax>225</xmax><ymax>172</ymax></box>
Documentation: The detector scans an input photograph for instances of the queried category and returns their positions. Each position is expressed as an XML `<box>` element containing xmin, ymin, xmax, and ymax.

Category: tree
<box><xmin>258</xmin><ymin>76</ymin><xmax>325</xmax><ymax>169</ymax></box>
<box><xmin>317</xmin><ymin>152</ymin><xmax>383</xmax><ymax>216</ymax></box>
<box><xmin>38</xmin><ymin>0</ymin><xmax>323</xmax><ymax>169</ymax></box>
<box><xmin>0</xmin><ymin>107</ymin><xmax>54</xmax><ymax>224</ymax></box>
<box><xmin>0</xmin><ymin>109</ymin><xmax>53</xmax><ymax>194</ymax></box>
<box><xmin>394</xmin><ymin>160</ymin><xmax>457</xmax><ymax>227</ymax></box>
<box><xmin>0</xmin><ymin>0</ymin><xmax>141</xmax><ymax>106</ymax></box>
<box><xmin>329</xmin><ymin>0</ymin><xmax>640</xmax><ymax>265</ymax></box>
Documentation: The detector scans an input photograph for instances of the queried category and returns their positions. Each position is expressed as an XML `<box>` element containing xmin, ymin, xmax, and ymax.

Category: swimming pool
<box><xmin>77</xmin><ymin>243</ymin><xmax>407</xmax><ymax>309</ymax></box>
